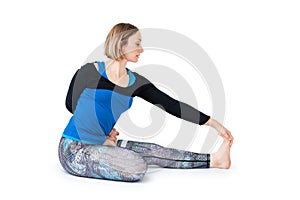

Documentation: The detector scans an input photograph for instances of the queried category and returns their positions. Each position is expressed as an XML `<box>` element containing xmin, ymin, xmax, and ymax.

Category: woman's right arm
<box><xmin>65</xmin><ymin>70</ymin><xmax>80</xmax><ymax>113</ymax></box>
<box><xmin>65</xmin><ymin>63</ymin><xmax>98</xmax><ymax>113</ymax></box>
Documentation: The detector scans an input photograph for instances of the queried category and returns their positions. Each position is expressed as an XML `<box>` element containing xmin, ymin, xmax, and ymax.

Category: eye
<box><xmin>136</xmin><ymin>43</ymin><xmax>140</xmax><ymax>46</ymax></box>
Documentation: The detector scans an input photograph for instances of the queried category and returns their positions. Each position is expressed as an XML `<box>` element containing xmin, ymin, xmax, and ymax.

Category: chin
<box><xmin>129</xmin><ymin>58</ymin><xmax>139</xmax><ymax>63</ymax></box>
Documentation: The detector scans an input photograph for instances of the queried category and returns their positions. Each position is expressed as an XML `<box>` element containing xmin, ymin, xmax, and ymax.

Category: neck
<box><xmin>106</xmin><ymin>59</ymin><xmax>127</xmax><ymax>77</ymax></box>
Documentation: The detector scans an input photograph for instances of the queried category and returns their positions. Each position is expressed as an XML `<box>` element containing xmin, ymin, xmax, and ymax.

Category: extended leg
<box><xmin>58</xmin><ymin>137</ymin><xmax>147</xmax><ymax>182</ymax></box>
<box><xmin>117</xmin><ymin>140</ymin><xmax>210</xmax><ymax>169</ymax></box>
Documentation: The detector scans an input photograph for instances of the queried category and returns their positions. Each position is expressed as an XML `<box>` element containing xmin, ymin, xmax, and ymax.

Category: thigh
<box><xmin>58</xmin><ymin>137</ymin><xmax>147</xmax><ymax>182</ymax></box>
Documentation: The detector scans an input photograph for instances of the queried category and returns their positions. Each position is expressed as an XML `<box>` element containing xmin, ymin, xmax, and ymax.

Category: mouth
<box><xmin>136</xmin><ymin>54</ymin><xmax>140</xmax><ymax>58</ymax></box>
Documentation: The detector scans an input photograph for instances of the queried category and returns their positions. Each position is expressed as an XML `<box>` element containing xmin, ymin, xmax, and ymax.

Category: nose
<box><xmin>140</xmin><ymin>46</ymin><xmax>144</xmax><ymax>53</ymax></box>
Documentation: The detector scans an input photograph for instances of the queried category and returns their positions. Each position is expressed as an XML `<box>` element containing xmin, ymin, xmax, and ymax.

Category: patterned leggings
<box><xmin>58</xmin><ymin>137</ymin><xmax>210</xmax><ymax>182</ymax></box>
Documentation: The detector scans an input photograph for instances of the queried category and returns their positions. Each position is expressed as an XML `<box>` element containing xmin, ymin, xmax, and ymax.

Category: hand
<box><xmin>102</xmin><ymin>128</ymin><xmax>120</xmax><ymax>146</ymax></box>
<box><xmin>107</xmin><ymin>128</ymin><xmax>119</xmax><ymax>143</ymax></box>
<box><xmin>218</xmin><ymin>126</ymin><xmax>234</xmax><ymax>147</ymax></box>
<box><xmin>103</xmin><ymin>139</ymin><xmax>117</xmax><ymax>146</ymax></box>
<box><xmin>103</xmin><ymin>128</ymin><xmax>120</xmax><ymax>146</ymax></box>
<box><xmin>205</xmin><ymin>118</ymin><xmax>234</xmax><ymax>146</ymax></box>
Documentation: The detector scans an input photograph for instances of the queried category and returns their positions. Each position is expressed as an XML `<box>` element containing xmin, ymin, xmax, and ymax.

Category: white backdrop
<box><xmin>0</xmin><ymin>0</ymin><xmax>299</xmax><ymax>199</ymax></box>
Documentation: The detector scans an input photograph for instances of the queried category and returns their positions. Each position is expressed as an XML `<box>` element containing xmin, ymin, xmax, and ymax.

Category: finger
<box><xmin>225</xmin><ymin>131</ymin><xmax>233</xmax><ymax>141</ymax></box>
<box><xmin>228</xmin><ymin>131</ymin><xmax>233</xmax><ymax>139</ymax></box>
<box><xmin>110</xmin><ymin>130</ymin><xmax>118</xmax><ymax>136</ymax></box>
<box><xmin>111</xmin><ymin>131</ymin><xmax>119</xmax><ymax>137</ymax></box>
<box><xmin>219</xmin><ymin>133</ymin><xmax>229</xmax><ymax>142</ymax></box>
<box><xmin>111</xmin><ymin>135</ymin><xmax>117</xmax><ymax>140</ymax></box>
<box><xmin>228</xmin><ymin>134</ymin><xmax>233</xmax><ymax>145</ymax></box>
<box><xmin>115</xmin><ymin>131</ymin><xmax>120</xmax><ymax>136</ymax></box>
<box><xmin>223</xmin><ymin>134</ymin><xmax>232</xmax><ymax>144</ymax></box>
<box><xmin>227</xmin><ymin>135</ymin><xmax>233</xmax><ymax>146</ymax></box>
<box><xmin>110</xmin><ymin>130</ymin><xmax>115</xmax><ymax>136</ymax></box>
<box><xmin>219</xmin><ymin>132</ymin><xmax>230</xmax><ymax>140</ymax></box>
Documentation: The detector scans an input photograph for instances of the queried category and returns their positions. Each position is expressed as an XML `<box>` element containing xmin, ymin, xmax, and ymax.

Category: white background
<box><xmin>1</xmin><ymin>0</ymin><xmax>299</xmax><ymax>199</ymax></box>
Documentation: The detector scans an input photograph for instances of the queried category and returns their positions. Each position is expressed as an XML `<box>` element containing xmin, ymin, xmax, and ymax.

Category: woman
<box><xmin>58</xmin><ymin>23</ymin><xmax>234</xmax><ymax>182</ymax></box>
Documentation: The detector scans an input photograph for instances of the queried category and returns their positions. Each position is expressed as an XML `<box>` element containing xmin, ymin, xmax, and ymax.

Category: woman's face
<box><xmin>122</xmin><ymin>31</ymin><xmax>144</xmax><ymax>63</ymax></box>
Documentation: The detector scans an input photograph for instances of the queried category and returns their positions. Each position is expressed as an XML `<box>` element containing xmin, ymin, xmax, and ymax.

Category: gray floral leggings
<box><xmin>58</xmin><ymin>137</ymin><xmax>210</xmax><ymax>182</ymax></box>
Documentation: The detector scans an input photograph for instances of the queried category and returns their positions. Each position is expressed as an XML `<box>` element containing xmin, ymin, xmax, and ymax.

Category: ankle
<box><xmin>210</xmin><ymin>153</ymin><xmax>217</xmax><ymax>168</ymax></box>
<box><xmin>210</xmin><ymin>153</ymin><xmax>231</xmax><ymax>169</ymax></box>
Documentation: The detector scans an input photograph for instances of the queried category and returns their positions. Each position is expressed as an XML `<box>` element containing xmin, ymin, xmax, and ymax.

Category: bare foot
<box><xmin>210</xmin><ymin>140</ymin><xmax>231</xmax><ymax>169</ymax></box>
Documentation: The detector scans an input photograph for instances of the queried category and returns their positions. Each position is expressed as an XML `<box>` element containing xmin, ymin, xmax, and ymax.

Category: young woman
<box><xmin>58</xmin><ymin>23</ymin><xmax>234</xmax><ymax>182</ymax></box>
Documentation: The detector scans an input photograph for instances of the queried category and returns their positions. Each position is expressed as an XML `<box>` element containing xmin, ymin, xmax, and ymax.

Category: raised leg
<box><xmin>58</xmin><ymin>137</ymin><xmax>147</xmax><ymax>182</ymax></box>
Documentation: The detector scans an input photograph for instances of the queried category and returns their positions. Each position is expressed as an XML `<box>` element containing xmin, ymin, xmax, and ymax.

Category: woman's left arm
<box><xmin>103</xmin><ymin>84</ymin><xmax>209</xmax><ymax>145</ymax></box>
<box><xmin>135</xmin><ymin>82</ymin><xmax>210</xmax><ymax>125</ymax></box>
<box><xmin>136</xmin><ymin>83</ymin><xmax>233</xmax><ymax>145</ymax></box>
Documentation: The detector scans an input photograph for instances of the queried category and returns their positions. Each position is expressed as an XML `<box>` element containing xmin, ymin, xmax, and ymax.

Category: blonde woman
<box><xmin>58</xmin><ymin>23</ymin><xmax>233</xmax><ymax>182</ymax></box>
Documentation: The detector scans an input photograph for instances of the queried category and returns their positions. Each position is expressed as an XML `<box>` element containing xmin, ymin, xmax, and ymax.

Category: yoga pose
<box><xmin>58</xmin><ymin>23</ymin><xmax>234</xmax><ymax>182</ymax></box>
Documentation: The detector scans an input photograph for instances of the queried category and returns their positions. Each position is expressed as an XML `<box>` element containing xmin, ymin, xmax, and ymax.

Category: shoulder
<box><xmin>130</xmin><ymin>71</ymin><xmax>156</xmax><ymax>97</ymax></box>
<box><xmin>72</xmin><ymin>62</ymin><xmax>102</xmax><ymax>87</ymax></box>
<box><xmin>80</xmin><ymin>62</ymin><xmax>98</xmax><ymax>72</ymax></box>
<box><xmin>76</xmin><ymin>62</ymin><xmax>101</xmax><ymax>77</ymax></box>
<box><xmin>131</xmin><ymin>71</ymin><xmax>152</xmax><ymax>85</ymax></box>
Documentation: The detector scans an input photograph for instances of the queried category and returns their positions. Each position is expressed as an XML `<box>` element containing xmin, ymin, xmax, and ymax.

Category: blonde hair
<box><xmin>104</xmin><ymin>23</ymin><xmax>139</xmax><ymax>61</ymax></box>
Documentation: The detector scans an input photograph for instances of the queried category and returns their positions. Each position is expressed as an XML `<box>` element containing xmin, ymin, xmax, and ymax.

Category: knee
<box><xmin>123</xmin><ymin>157</ymin><xmax>148</xmax><ymax>182</ymax></box>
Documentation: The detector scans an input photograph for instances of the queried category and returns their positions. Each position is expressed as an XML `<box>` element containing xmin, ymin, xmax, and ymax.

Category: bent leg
<box><xmin>58</xmin><ymin>137</ymin><xmax>147</xmax><ymax>182</ymax></box>
<box><xmin>117</xmin><ymin>140</ymin><xmax>210</xmax><ymax>169</ymax></box>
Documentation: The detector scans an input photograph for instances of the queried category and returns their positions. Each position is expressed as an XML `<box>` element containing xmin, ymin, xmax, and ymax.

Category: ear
<box><xmin>120</xmin><ymin>41</ymin><xmax>128</xmax><ymax>55</ymax></box>
<box><xmin>117</xmin><ymin>39</ymin><xmax>122</xmax><ymax>50</ymax></box>
<box><xmin>117</xmin><ymin>40</ymin><xmax>126</xmax><ymax>60</ymax></box>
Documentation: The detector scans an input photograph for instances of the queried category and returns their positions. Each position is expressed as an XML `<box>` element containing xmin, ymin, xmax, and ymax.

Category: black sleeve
<box><xmin>135</xmin><ymin>82</ymin><xmax>210</xmax><ymax>125</ymax></box>
<box><xmin>65</xmin><ymin>70</ymin><xmax>83</xmax><ymax>113</ymax></box>
<box><xmin>65</xmin><ymin>63</ymin><xmax>104</xmax><ymax>113</ymax></box>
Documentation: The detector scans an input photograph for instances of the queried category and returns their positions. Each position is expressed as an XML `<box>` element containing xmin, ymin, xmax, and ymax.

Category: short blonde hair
<box><xmin>104</xmin><ymin>23</ymin><xmax>139</xmax><ymax>61</ymax></box>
